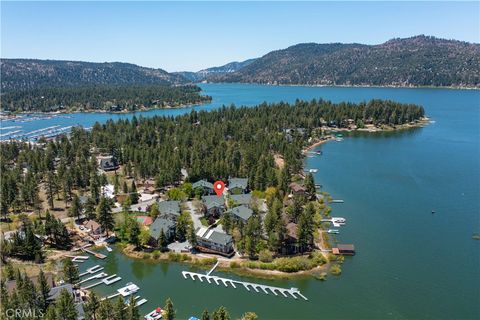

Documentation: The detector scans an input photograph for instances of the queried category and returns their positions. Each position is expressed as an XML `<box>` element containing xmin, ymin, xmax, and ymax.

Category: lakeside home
<box><xmin>332</xmin><ymin>244</ymin><xmax>356</xmax><ymax>256</ymax></box>
<box><xmin>229</xmin><ymin>193</ymin><xmax>253</xmax><ymax>207</ymax></box>
<box><xmin>150</xmin><ymin>217</ymin><xmax>176</xmax><ymax>243</ymax></box>
<box><xmin>195</xmin><ymin>227</ymin><xmax>234</xmax><ymax>256</ymax></box>
<box><xmin>97</xmin><ymin>155</ymin><xmax>119</xmax><ymax>172</ymax></box>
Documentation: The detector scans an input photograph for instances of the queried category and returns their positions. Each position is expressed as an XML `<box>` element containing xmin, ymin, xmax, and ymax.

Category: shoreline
<box><xmin>0</xmin><ymin>99</ymin><xmax>211</xmax><ymax>118</ymax></box>
<box><xmin>203</xmin><ymin>82</ymin><xmax>480</xmax><ymax>90</ymax></box>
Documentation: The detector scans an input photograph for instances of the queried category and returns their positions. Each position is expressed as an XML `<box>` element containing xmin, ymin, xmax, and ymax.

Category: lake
<box><xmin>4</xmin><ymin>84</ymin><xmax>479</xmax><ymax>319</ymax></box>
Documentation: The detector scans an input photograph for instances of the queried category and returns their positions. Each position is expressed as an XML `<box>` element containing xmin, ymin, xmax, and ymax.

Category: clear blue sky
<box><xmin>1</xmin><ymin>1</ymin><xmax>479</xmax><ymax>72</ymax></box>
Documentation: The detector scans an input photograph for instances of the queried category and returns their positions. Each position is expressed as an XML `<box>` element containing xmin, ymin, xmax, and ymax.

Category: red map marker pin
<box><xmin>213</xmin><ymin>181</ymin><xmax>225</xmax><ymax>197</ymax></box>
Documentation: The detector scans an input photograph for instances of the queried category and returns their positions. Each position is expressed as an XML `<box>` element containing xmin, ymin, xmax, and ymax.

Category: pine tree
<box><xmin>84</xmin><ymin>197</ymin><xmax>97</xmax><ymax>220</ymax></box>
<box><xmin>129</xmin><ymin>221</ymin><xmax>141</xmax><ymax>248</ymax></box>
<box><xmin>68</xmin><ymin>194</ymin><xmax>82</xmax><ymax>222</ymax></box>
<box><xmin>44</xmin><ymin>304</ymin><xmax>58</xmax><ymax>320</ymax></box>
<box><xmin>56</xmin><ymin>288</ymin><xmax>77</xmax><ymax>320</ymax></box>
<box><xmin>201</xmin><ymin>309</ymin><xmax>210</xmax><ymax>320</ymax></box>
<box><xmin>84</xmin><ymin>292</ymin><xmax>100</xmax><ymax>320</ymax></box>
<box><xmin>164</xmin><ymin>298</ymin><xmax>175</xmax><ymax>320</ymax></box>
<box><xmin>212</xmin><ymin>306</ymin><xmax>230</xmax><ymax>320</ymax></box>
<box><xmin>187</xmin><ymin>222</ymin><xmax>197</xmax><ymax>247</ymax></box>
<box><xmin>112</xmin><ymin>296</ymin><xmax>126</xmax><ymax>320</ymax></box>
<box><xmin>98</xmin><ymin>298</ymin><xmax>113</xmax><ymax>320</ymax></box>
<box><xmin>127</xmin><ymin>295</ymin><xmax>140</xmax><ymax>320</ymax></box>
<box><xmin>62</xmin><ymin>258</ymin><xmax>79</xmax><ymax>284</ymax></box>
<box><xmin>123</xmin><ymin>181</ymin><xmax>129</xmax><ymax>194</ymax></box>
<box><xmin>37</xmin><ymin>269</ymin><xmax>51</xmax><ymax>312</ymax></box>
<box><xmin>304</xmin><ymin>173</ymin><xmax>316</xmax><ymax>200</ymax></box>
<box><xmin>96</xmin><ymin>197</ymin><xmax>114</xmax><ymax>236</ymax></box>
<box><xmin>129</xmin><ymin>181</ymin><xmax>139</xmax><ymax>204</ymax></box>
<box><xmin>158</xmin><ymin>229</ymin><xmax>168</xmax><ymax>251</ymax></box>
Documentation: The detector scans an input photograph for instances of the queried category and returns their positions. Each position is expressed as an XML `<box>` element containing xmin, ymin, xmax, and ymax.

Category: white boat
<box><xmin>327</xmin><ymin>229</ymin><xmax>339</xmax><ymax>234</ymax></box>
<box><xmin>331</xmin><ymin>217</ymin><xmax>346</xmax><ymax>224</ymax></box>
<box><xmin>117</xmin><ymin>282</ymin><xmax>140</xmax><ymax>297</ymax></box>
<box><xmin>309</xmin><ymin>169</ymin><xmax>318</xmax><ymax>173</ymax></box>
<box><xmin>106</xmin><ymin>246</ymin><xmax>113</xmax><ymax>252</ymax></box>
<box><xmin>145</xmin><ymin>307</ymin><xmax>163</xmax><ymax>320</ymax></box>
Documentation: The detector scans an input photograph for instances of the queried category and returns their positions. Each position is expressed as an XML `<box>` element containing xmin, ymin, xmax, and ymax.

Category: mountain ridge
<box><xmin>207</xmin><ymin>35</ymin><xmax>480</xmax><ymax>88</ymax></box>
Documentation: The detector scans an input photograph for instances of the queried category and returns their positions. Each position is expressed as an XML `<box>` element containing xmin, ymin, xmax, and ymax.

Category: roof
<box><xmin>48</xmin><ymin>283</ymin><xmax>73</xmax><ymax>301</ymax></box>
<box><xmin>337</xmin><ymin>244</ymin><xmax>355</xmax><ymax>251</ymax></box>
<box><xmin>192</xmin><ymin>180</ymin><xmax>214</xmax><ymax>190</ymax></box>
<box><xmin>150</xmin><ymin>217</ymin><xmax>176</xmax><ymax>239</ymax></box>
<box><xmin>158</xmin><ymin>200</ymin><xmax>180</xmax><ymax>216</ymax></box>
<box><xmin>286</xmin><ymin>222</ymin><xmax>298</xmax><ymax>239</ymax></box>
<box><xmin>136</xmin><ymin>216</ymin><xmax>153</xmax><ymax>226</ymax></box>
<box><xmin>228</xmin><ymin>205</ymin><xmax>253</xmax><ymax>221</ymax></box>
<box><xmin>196</xmin><ymin>227</ymin><xmax>232</xmax><ymax>246</ymax></box>
<box><xmin>228</xmin><ymin>178</ymin><xmax>248</xmax><ymax>190</ymax></box>
<box><xmin>230</xmin><ymin>193</ymin><xmax>252</xmax><ymax>206</ymax></box>
<box><xmin>83</xmin><ymin>220</ymin><xmax>101</xmax><ymax>231</ymax></box>
<box><xmin>202</xmin><ymin>195</ymin><xmax>225</xmax><ymax>210</ymax></box>
<box><xmin>289</xmin><ymin>182</ymin><xmax>306</xmax><ymax>193</ymax></box>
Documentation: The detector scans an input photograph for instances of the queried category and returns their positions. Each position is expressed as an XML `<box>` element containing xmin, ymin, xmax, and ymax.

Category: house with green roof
<box><xmin>157</xmin><ymin>200</ymin><xmax>181</xmax><ymax>219</ymax></box>
<box><xmin>195</xmin><ymin>227</ymin><xmax>233</xmax><ymax>256</ymax></box>
<box><xmin>150</xmin><ymin>217</ymin><xmax>176</xmax><ymax>243</ymax></box>
<box><xmin>227</xmin><ymin>205</ymin><xmax>253</xmax><ymax>223</ymax></box>
<box><xmin>228</xmin><ymin>178</ymin><xmax>248</xmax><ymax>194</ymax></box>
<box><xmin>201</xmin><ymin>195</ymin><xmax>225</xmax><ymax>218</ymax></box>
<box><xmin>192</xmin><ymin>180</ymin><xmax>214</xmax><ymax>195</ymax></box>
<box><xmin>229</xmin><ymin>193</ymin><xmax>253</xmax><ymax>207</ymax></box>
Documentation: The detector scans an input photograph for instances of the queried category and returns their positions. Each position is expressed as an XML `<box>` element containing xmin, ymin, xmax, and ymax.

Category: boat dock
<box><xmin>77</xmin><ymin>272</ymin><xmax>107</xmax><ymax>285</ymax></box>
<box><xmin>79</xmin><ymin>265</ymin><xmax>104</xmax><ymax>277</ymax></box>
<box><xmin>82</xmin><ymin>248</ymin><xmax>107</xmax><ymax>259</ymax></box>
<box><xmin>331</xmin><ymin>199</ymin><xmax>344</xmax><ymax>203</ymax></box>
<box><xmin>181</xmin><ymin>271</ymin><xmax>308</xmax><ymax>301</ymax></box>
<box><xmin>81</xmin><ymin>274</ymin><xmax>121</xmax><ymax>289</ymax></box>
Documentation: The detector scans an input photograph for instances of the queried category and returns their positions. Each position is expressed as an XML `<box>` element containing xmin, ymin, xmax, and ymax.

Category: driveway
<box><xmin>186</xmin><ymin>201</ymin><xmax>203</xmax><ymax>230</ymax></box>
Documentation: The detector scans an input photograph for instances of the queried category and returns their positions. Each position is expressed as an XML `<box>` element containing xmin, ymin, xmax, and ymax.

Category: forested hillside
<box><xmin>1</xmin><ymin>85</ymin><xmax>211</xmax><ymax>112</ymax></box>
<box><xmin>210</xmin><ymin>36</ymin><xmax>480</xmax><ymax>87</ymax></box>
<box><xmin>0</xmin><ymin>59</ymin><xmax>187</xmax><ymax>92</ymax></box>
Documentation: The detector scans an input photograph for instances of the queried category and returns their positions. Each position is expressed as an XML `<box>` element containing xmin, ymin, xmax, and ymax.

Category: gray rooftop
<box><xmin>228</xmin><ymin>178</ymin><xmax>248</xmax><ymax>190</ymax></box>
<box><xmin>48</xmin><ymin>284</ymin><xmax>73</xmax><ymax>302</ymax></box>
<box><xmin>230</xmin><ymin>193</ymin><xmax>252</xmax><ymax>206</ymax></box>
<box><xmin>150</xmin><ymin>217</ymin><xmax>176</xmax><ymax>240</ymax></box>
<box><xmin>158</xmin><ymin>200</ymin><xmax>181</xmax><ymax>216</ymax></box>
<box><xmin>228</xmin><ymin>205</ymin><xmax>253</xmax><ymax>221</ymax></box>
<box><xmin>202</xmin><ymin>195</ymin><xmax>225</xmax><ymax>210</ymax></box>
<box><xmin>197</xmin><ymin>228</ymin><xmax>232</xmax><ymax>246</ymax></box>
<box><xmin>192</xmin><ymin>180</ymin><xmax>214</xmax><ymax>190</ymax></box>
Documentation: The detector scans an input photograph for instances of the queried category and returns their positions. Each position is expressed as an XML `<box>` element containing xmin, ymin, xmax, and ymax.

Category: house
<box><xmin>192</xmin><ymin>180</ymin><xmax>214</xmax><ymax>195</ymax></box>
<box><xmin>150</xmin><ymin>217</ymin><xmax>176</xmax><ymax>243</ymax></box>
<box><xmin>227</xmin><ymin>205</ymin><xmax>253</xmax><ymax>223</ymax></box>
<box><xmin>201</xmin><ymin>195</ymin><xmax>225</xmax><ymax>218</ymax></box>
<box><xmin>284</xmin><ymin>222</ymin><xmax>300</xmax><ymax>254</ymax></box>
<box><xmin>83</xmin><ymin>220</ymin><xmax>103</xmax><ymax>235</ymax></box>
<box><xmin>195</xmin><ymin>227</ymin><xmax>234</xmax><ymax>256</ymax></box>
<box><xmin>157</xmin><ymin>200</ymin><xmax>181</xmax><ymax>219</ymax></box>
<box><xmin>332</xmin><ymin>244</ymin><xmax>355</xmax><ymax>256</ymax></box>
<box><xmin>136</xmin><ymin>216</ymin><xmax>153</xmax><ymax>226</ymax></box>
<box><xmin>143</xmin><ymin>186</ymin><xmax>156</xmax><ymax>195</ymax></box>
<box><xmin>97</xmin><ymin>155</ymin><xmax>119</xmax><ymax>172</ymax></box>
<box><xmin>229</xmin><ymin>193</ymin><xmax>252</xmax><ymax>207</ymax></box>
<box><xmin>48</xmin><ymin>283</ymin><xmax>85</xmax><ymax>320</ymax></box>
<box><xmin>228</xmin><ymin>178</ymin><xmax>248</xmax><ymax>194</ymax></box>
<box><xmin>289</xmin><ymin>182</ymin><xmax>306</xmax><ymax>196</ymax></box>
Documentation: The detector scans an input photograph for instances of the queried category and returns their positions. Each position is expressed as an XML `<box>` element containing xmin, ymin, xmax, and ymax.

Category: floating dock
<box><xmin>77</xmin><ymin>272</ymin><xmax>107</xmax><ymax>285</ymax></box>
<box><xmin>79</xmin><ymin>265</ymin><xmax>103</xmax><ymax>277</ymax></box>
<box><xmin>181</xmin><ymin>271</ymin><xmax>308</xmax><ymax>301</ymax></box>
<box><xmin>82</xmin><ymin>248</ymin><xmax>107</xmax><ymax>259</ymax></box>
<box><xmin>81</xmin><ymin>274</ymin><xmax>121</xmax><ymax>289</ymax></box>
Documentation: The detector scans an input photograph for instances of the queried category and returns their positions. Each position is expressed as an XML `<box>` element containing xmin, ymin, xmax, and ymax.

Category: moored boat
<box><xmin>145</xmin><ymin>307</ymin><xmax>163</xmax><ymax>320</ymax></box>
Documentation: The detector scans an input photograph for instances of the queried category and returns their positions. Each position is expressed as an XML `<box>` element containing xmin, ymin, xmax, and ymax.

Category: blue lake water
<box><xmin>3</xmin><ymin>84</ymin><xmax>479</xmax><ymax>319</ymax></box>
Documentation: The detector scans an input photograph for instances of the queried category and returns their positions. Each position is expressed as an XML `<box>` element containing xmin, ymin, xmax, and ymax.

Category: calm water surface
<box><xmin>4</xmin><ymin>84</ymin><xmax>479</xmax><ymax>319</ymax></box>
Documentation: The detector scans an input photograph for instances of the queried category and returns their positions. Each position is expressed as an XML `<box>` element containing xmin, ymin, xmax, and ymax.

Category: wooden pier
<box><xmin>181</xmin><ymin>271</ymin><xmax>308</xmax><ymax>301</ymax></box>
<box><xmin>82</xmin><ymin>248</ymin><xmax>107</xmax><ymax>259</ymax></box>
<box><xmin>79</xmin><ymin>265</ymin><xmax>104</xmax><ymax>277</ymax></box>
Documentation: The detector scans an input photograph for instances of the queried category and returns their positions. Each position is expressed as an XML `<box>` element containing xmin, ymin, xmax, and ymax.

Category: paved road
<box><xmin>186</xmin><ymin>201</ymin><xmax>203</xmax><ymax>230</ymax></box>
